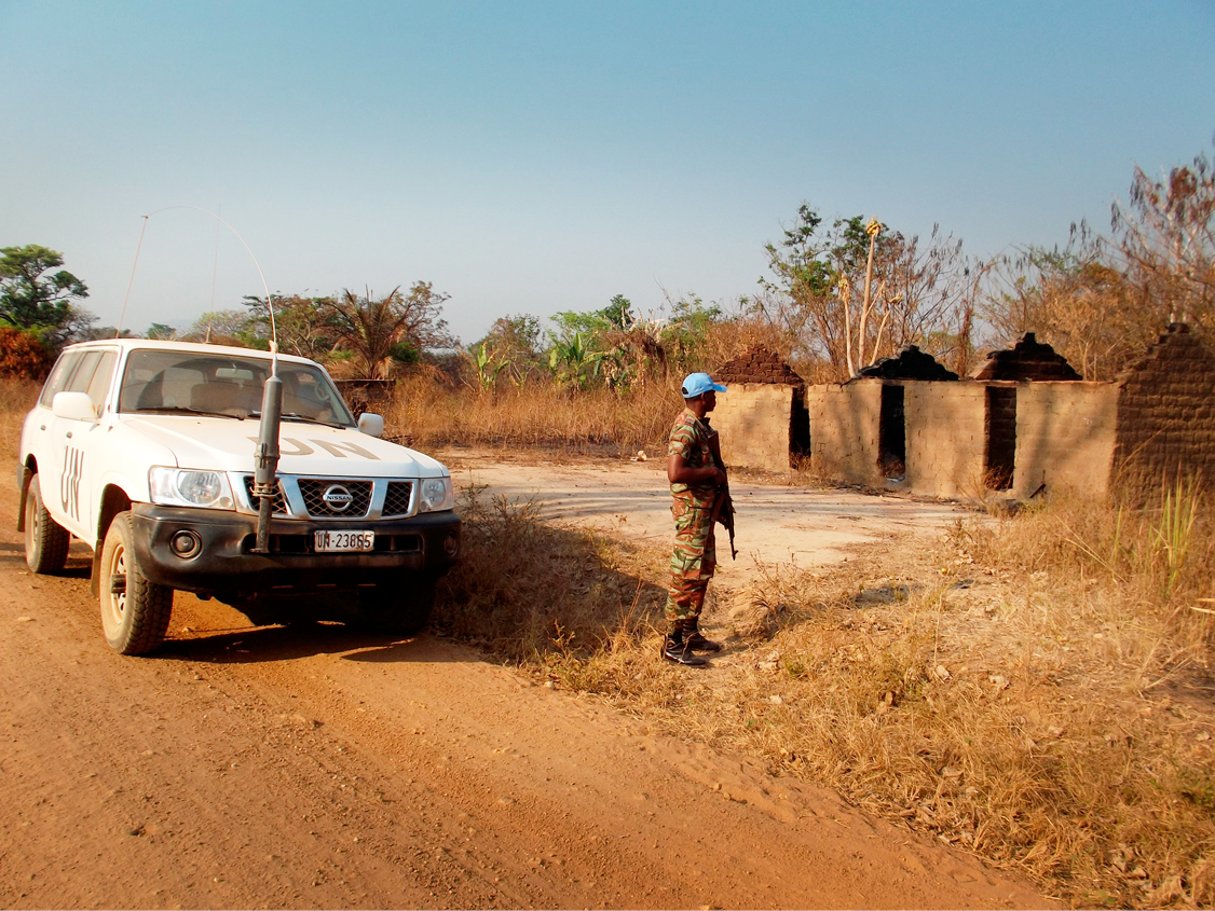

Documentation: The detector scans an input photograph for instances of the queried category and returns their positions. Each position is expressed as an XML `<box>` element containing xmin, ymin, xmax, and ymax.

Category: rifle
<box><xmin>705</xmin><ymin>425</ymin><xmax>737</xmax><ymax>560</ymax></box>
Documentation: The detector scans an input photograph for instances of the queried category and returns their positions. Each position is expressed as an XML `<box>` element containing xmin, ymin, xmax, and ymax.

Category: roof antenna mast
<box><xmin>119</xmin><ymin>205</ymin><xmax>282</xmax><ymax>552</ymax></box>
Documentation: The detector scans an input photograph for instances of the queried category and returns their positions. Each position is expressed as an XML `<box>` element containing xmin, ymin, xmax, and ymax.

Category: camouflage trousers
<box><xmin>663</xmin><ymin>494</ymin><xmax>717</xmax><ymax>624</ymax></box>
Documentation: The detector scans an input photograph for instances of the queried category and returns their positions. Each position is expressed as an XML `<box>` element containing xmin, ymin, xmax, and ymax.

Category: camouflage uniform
<box><xmin>663</xmin><ymin>408</ymin><xmax>720</xmax><ymax>624</ymax></box>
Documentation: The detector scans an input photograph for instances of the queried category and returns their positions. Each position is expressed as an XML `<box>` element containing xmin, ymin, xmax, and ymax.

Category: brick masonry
<box><xmin>715</xmin><ymin>346</ymin><xmax>805</xmax><ymax>386</ymax></box>
<box><xmin>1114</xmin><ymin>323</ymin><xmax>1215</xmax><ymax>496</ymax></box>
<box><xmin>711</xmin><ymin>348</ymin><xmax>806</xmax><ymax>472</ymax></box>
<box><xmin>713</xmin><ymin>383</ymin><xmax>799</xmax><ymax>471</ymax></box>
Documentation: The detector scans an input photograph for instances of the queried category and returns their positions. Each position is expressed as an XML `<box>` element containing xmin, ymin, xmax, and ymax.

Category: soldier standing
<box><xmin>662</xmin><ymin>372</ymin><xmax>729</xmax><ymax>667</ymax></box>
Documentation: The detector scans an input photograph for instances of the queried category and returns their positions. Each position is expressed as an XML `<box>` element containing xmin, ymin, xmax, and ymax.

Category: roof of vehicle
<box><xmin>61</xmin><ymin>338</ymin><xmax>321</xmax><ymax>367</ymax></box>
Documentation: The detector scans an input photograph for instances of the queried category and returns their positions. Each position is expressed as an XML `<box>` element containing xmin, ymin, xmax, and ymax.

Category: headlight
<box><xmin>418</xmin><ymin>476</ymin><xmax>454</xmax><ymax>513</ymax></box>
<box><xmin>149</xmin><ymin>467</ymin><xmax>235</xmax><ymax>509</ymax></box>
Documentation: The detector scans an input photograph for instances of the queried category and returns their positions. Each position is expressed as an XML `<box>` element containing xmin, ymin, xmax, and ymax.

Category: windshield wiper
<box><xmin>248</xmin><ymin>410</ymin><xmax>347</xmax><ymax>429</ymax></box>
<box><xmin>131</xmin><ymin>405</ymin><xmax>245</xmax><ymax>420</ymax></box>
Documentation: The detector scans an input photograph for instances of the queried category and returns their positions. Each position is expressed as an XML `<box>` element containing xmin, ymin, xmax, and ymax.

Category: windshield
<box><xmin>116</xmin><ymin>349</ymin><xmax>356</xmax><ymax>427</ymax></box>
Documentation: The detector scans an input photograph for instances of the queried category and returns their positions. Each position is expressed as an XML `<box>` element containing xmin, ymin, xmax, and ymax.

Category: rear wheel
<box><xmin>355</xmin><ymin>580</ymin><xmax>436</xmax><ymax>636</ymax></box>
<box><xmin>99</xmin><ymin>513</ymin><xmax>173</xmax><ymax>655</ymax></box>
<box><xmin>24</xmin><ymin>474</ymin><xmax>70</xmax><ymax>574</ymax></box>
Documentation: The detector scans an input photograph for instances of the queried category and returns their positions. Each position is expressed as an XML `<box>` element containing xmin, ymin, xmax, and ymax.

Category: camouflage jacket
<box><xmin>667</xmin><ymin>407</ymin><xmax>718</xmax><ymax>508</ymax></box>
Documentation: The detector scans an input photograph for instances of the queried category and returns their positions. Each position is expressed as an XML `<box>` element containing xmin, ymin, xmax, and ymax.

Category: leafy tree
<box><xmin>184</xmin><ymin>309</ymin><xmax>256</xmax><ymax>345</ymax></box>
<box><xmin>758</xmin><ymin>205</ymin><xmax>973</xmax><ymax>379</ymax></box>
<box><xmin>469</xmin><ymin>314</ymin><xmax>544</xmax><ymax>387</ymax></box>
<box><xmin>242</xmin><ymin>294</ymin><xmax>341</xmax><ymax>358</ymax></box>
<box><xmin>0</xmin><ymin>244</ymin><xmax>94</xmax><ymax>346</ymax></box>
<box><xmin>146</xmin><ymin>323</ymin><xmax>177</xmax><ymax>340</ymax></box>
<box><xmin>656</xmin><ymin>294</ymin><xmax>724</xmax><ymax>373</ymax></box>
<box><xmin>549</xmin><ymin>294</ymin><xmax>636</xmax><ymax>344</ymax></box>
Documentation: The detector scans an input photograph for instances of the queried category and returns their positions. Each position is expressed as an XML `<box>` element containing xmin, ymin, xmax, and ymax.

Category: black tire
<box><xmin>99</xmin><ymin>512</ymin><xmax>173</xmax><ymax>655</ymax></box>
<box><xmin>24</xmin><ymin>474</ymin><xmax>70</xmax><ymax>574</ymax></box>
<box><xmin>355</xmin><ymin>580</ymin><xmax>435</xmax><ymax>636</ymax></box>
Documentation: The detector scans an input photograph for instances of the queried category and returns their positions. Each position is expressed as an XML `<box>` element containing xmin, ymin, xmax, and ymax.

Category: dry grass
<box><xmin>436</xmin><ymin>469</ymin><xmax>1215</xmax><ymax>909</ymax></box>
<box><xmin>378</xmin><ymin>373</ymin><xmax>676</xmax><ymax>456</ymax></box>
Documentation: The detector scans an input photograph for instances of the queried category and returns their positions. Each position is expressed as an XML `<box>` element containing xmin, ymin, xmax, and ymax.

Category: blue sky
<box><xmin>3</xmin><ymin>0</ymin><xmax>1213</xmax><ymax>345</ymax></box>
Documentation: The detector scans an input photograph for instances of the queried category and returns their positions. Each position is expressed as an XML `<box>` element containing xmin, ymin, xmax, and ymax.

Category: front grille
<box><xmin>383</xmin><ymin>481</ymin><xmax>413</xmax><ymax>517</ymax></box>
<box><xmin>299</xmin><ymin>479</ymin><xmax>373</xmax><ymax>518</ymax></box>
<box><xmin>242</xmin><ymin>477</ymin><xmax>289</xmax><ymax>515</ymax></box>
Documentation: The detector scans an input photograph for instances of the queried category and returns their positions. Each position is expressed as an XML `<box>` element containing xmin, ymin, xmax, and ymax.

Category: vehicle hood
<box><xmin>119</xmin><ymin>415</ymin><xmax>449</xmax><ymax>477</ymax></box>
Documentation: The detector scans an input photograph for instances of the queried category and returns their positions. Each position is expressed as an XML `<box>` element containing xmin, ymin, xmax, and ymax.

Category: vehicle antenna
<box><xmin>119</xmin><ymin>205</ymin><xmax>283</xmax><ymax>551</ymax></box>
<box><xmin>118</xmin><ymin>205</ymin><xmax>279</xmax><ymax>357</ymax></box>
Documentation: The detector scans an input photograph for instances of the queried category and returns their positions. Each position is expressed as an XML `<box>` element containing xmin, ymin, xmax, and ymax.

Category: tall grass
<box><xmin>378</xmin><ymin>373</ymin><xmax>676</xmax><ymax>456</ymax></box>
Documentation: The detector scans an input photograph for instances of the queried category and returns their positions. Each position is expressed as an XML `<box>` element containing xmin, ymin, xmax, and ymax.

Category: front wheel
<box><xmin>99</xmin><ymin>513</ymin><xmax>173</xmax><ymax>655</ymax></box>
<box><xmin>354</xmin><ymin>580</ymin><xmax>436</xmax><ymax>636</ymax></box>
<box><xmin>24</xmin><ymin>474</ymin><xmax>70</xmax><ymax>574</ymax></box>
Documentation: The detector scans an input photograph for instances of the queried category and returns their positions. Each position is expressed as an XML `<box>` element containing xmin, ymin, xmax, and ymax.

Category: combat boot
<box><xmin>682</xmin><ymin>619</ymin><xmax>723</xmax><ymax>653</ymax></box>
<box><xmin>662</xmin><ymin>633</ymin><xmax>708</xmax><ymax>667</ymax></box>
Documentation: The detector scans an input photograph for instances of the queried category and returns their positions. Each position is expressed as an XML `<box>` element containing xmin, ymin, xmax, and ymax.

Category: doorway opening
<box><xmin>790</xmin><ymin>387</ymin><xmax>811</xmax><ymax>464</ymax></box>
<box><xmin>985</xmin><ymin>386</ymin><xmax>1016</xmax><ymax>490</ymax></box>
<box><xmin>878</xmin><ymin>384</ymin><xmax>906</xmax><ymax>480</ymax></box>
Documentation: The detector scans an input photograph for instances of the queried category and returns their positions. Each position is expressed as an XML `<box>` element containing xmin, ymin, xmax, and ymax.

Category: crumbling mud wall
<box><xmin>1014</xmin><ymin>382</ymin><xmax>1119</xmax><ymax>498</ymax></box>
<box><xmin>713</xmin><ymin>329</ymin><xmax>1211</xmax><ymax>502</ymax></box>
<box><xmin>805</xmin><ymin>381</ymin><xmax>883</xmax><ymax>486</ymax></box>
<box><xmin>712</xmin><ymin>347</ymin><xmax>807</xmax><ymax>472</ymax></box>
<box><xmin>713</xmin><ymin>383</ymin><xmax>800</xmax><ymax>471</ymax></box>
<box><xmin>807</xmin><ymin>379</ymin><xmax>1120</xmax><ymax>500</ymax></box>
<box><xmin>1114</xmin><ymin>323</ymin><xmax>1215</xmax><ymax>497</ymax></box>
<box><xmin>903</xmin><ymin>382</ymin><xmax>988</xmax><ymax>499</ymax></box>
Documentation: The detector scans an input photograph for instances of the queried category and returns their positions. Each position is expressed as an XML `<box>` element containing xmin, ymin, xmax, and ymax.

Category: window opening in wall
<box><xmin>985</xmin><ymin>386</ymin><xmax>1016</xmax><ymax>490</ymax></box>
<box><xmin>878</xmin><ymin>384</ymin><xmax>906</xmax><ymax>480</ymax></box>
<box><xmin>790</xmin><ymin>388</ymin><xmax>811</xmax><ymax>464</ymax></box>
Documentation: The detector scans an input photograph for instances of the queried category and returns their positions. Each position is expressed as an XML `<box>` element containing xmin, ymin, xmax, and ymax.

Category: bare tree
<box><xmin>1113</xmin><ymin>144</ymin><xmax>1215</xmax><ymax>331</ymax></box>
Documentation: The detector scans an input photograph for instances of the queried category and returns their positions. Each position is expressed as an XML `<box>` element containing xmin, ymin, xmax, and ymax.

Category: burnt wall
<box><xmin>1114</xmin><ymin>324</ymin><xmax>1215</xmax><ymax>495</ymax></box>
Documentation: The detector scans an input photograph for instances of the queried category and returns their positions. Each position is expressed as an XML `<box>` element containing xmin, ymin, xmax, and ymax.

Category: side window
<box><xmin>38</xmin><ymin>352</ymin><xmax>83</xmax><ymax>407</ymax></box>
<box><xmin>83</xmin><ymin>351</ymin><xmax>118</xmax><ymax>412</ymax></box>
<box><xmin>66</xmin><ymin>351</ymin><xmax>103</xmax><ymax>395</ymax></box>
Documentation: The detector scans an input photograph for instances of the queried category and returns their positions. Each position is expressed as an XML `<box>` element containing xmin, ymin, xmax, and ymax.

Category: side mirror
<box><xmin>357</xmin><ymin>412</ymin><xmax>385</xmax><ymax>438</ymax></box>
<box><xmin>52</xmin><ymin>391</ymin><xmax>98</xmax><ymax>422</ymax></box>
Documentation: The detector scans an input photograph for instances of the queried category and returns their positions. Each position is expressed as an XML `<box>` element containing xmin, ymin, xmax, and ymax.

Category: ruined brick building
<box><xmin>708</xmin><ymin>325</ymin><xmax>1215</xmax><ymax>502</ymax></box>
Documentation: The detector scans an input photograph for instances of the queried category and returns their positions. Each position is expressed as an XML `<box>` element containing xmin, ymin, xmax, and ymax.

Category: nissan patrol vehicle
<box><xmin>18</xmin><ymin>338</ymin><xmax>460</xmax><ymax>655</ymax></box>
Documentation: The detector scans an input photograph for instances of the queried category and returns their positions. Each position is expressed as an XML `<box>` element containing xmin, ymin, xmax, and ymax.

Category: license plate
<box><xmin>313</xmin><ymin>530</ymin><xmax>375</xmax><ymax>552</ymax></box>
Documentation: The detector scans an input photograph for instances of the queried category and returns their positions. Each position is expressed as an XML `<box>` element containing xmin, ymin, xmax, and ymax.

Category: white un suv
<box><xmin>18</xmin><ymin>338</ymin><xmax>460</xmax><ymax>655</ymax></box>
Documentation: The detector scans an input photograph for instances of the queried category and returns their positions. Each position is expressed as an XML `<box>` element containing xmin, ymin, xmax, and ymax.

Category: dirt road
<box><xmin>1</xmin><ymin>454</ymin><xmax>1054</xmax><ymax>909</ymax></box>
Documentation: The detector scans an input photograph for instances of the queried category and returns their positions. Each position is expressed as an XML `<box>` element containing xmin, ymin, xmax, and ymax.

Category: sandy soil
<box><xmin>0</xmin><ymin>451</ymin><xmax>1057</xmax><ymax>909</ymax></box>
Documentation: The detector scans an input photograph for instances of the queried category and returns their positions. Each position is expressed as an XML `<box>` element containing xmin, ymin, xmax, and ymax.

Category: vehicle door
<box><xmin>46</xmin><ymin>348</ymin><xmax>118</xmax><ymax>539</ymax></box>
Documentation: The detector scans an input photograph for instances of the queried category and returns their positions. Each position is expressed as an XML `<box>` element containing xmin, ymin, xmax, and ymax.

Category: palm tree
<box><xmin>321</xmin><ymin>283</ymin><xmax>453</xmax><ymax>378</ymax></box>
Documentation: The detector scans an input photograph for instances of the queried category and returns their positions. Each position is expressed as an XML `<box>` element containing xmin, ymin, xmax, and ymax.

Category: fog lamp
<box><xmin>169</xmin><ymin>529</ymin><xmax>202</xmax><ymax>559</ymax></box>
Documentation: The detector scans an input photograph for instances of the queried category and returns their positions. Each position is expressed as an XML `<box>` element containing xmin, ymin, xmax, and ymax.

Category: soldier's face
<box><xmin>703</xmin><ymin>390</ymin><xmax>717</xmax><ymax>412</ymax></box>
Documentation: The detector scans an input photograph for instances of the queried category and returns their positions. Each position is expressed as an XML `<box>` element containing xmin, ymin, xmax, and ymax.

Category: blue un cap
<box><xmin>681</xmin><ymin>372</ymin><xmax>727</xmax><ymax>399</ymax></box>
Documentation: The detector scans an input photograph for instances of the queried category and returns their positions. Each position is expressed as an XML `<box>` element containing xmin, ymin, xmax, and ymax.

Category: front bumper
<box><xmin>130</xmin><ymin>503</ymin><xmax>460</xmax><ymax>595</ymax></box>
